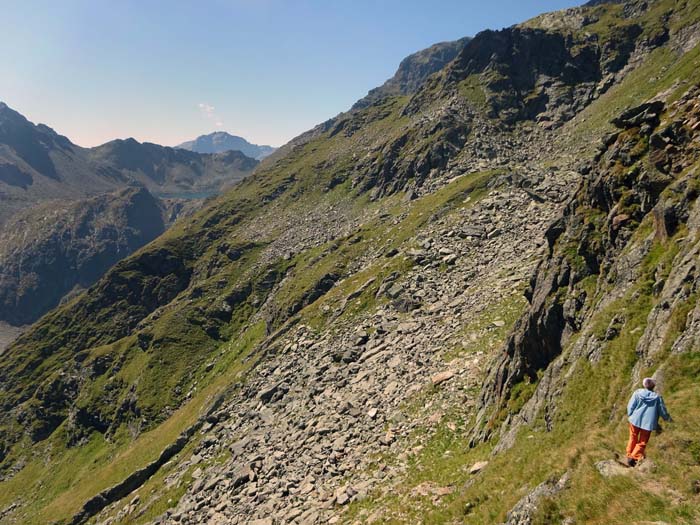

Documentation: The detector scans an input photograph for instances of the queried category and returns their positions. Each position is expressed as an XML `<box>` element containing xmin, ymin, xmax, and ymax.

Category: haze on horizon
<box><xmin>0</xmin><ymin>0</ymin><xmax>580</xmax><ymax>149</ymax></box>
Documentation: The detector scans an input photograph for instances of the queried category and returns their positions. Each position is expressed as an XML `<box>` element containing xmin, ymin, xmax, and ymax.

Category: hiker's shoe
<box><xmin>627</xmin><ymin>458</ymin><xmax>637</xmax><ymax>467</ymax></box>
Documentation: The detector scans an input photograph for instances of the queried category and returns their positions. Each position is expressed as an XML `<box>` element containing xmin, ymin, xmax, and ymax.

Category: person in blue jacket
<box><xmin>626</xmin><ymin>377</ymin><xmax>672</xmax><ymax>466</ymax></box>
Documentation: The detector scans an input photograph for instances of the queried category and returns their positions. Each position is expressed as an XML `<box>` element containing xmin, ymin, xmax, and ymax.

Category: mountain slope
<box><xmin>0</xmin><ymin>1</ymin><xmax>699</xmax><ymax>524</ymax></box>
<box><xmin>462</xmin><ymin>83</ymin><xmax>700</xmax><ymax>525</ymax></box>
<box><xmin>176</xmin><ymin>132</ymin><xmax>276</xmax><ymax>160</ymax></box>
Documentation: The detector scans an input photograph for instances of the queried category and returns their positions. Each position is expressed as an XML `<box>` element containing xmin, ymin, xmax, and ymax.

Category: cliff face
<box><xmin>1</xmin><ymin>1</ymin><xmax>700</xmax><ymax>524</ymax></box>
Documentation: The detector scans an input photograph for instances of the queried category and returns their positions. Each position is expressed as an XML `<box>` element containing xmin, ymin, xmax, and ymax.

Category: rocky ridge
<box><xmin>353</xmin><ymin>37</ymin><xmax>471</xmax><ymax>110</ymax></box>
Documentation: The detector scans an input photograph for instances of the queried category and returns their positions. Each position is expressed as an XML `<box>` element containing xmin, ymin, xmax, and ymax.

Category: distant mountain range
<box><xmin>0</xmin><ymin>102</ymin><xmax>258</xmax><ymax>336</ymax></box>
<box><xmin>177</xmin><ymin>131</ymin><xmax>276</xmax><ymax>160</ymax></box>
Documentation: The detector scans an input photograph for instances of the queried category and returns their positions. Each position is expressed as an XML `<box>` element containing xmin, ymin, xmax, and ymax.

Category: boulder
<box><xmin>431</xmin><ymin>370</ymin><xmax>455</xmax><ymax>385</ymax></box>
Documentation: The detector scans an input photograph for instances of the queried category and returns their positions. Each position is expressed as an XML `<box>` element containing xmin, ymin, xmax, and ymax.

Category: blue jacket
<box><xmin>627</xmin><ymin>388</ymin><xmax>671</xmax><ymax>431</ymax></box>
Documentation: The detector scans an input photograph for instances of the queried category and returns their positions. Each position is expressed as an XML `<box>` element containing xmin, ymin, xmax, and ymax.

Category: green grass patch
<box><xmin>0</xmin><ymin>320</ymin><xmax>266</xmax><ymax>524</ymax></box>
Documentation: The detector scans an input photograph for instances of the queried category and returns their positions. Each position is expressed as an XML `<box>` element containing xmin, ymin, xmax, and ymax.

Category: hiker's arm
<box><xmin>659</xmin><ymin>396</ymin><xmax>671</xmax><ymax>422</ymax></box>
<box><xmin>627</xmin><ymin>392</ymin><xmax>638</xmax><ymax>416</ymax></box>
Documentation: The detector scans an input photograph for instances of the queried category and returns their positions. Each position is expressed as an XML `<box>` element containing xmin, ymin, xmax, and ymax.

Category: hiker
<box><xmin>626</xmin><ymin>377</ymin><xmax>672</xmax><ymax>467</ymax></box>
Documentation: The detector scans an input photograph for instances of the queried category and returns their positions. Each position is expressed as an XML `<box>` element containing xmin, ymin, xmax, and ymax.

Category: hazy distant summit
<box><xmin>177</xmin><ymin>131</ymin><xmax>276</xmax><ymax>160</ymax></box>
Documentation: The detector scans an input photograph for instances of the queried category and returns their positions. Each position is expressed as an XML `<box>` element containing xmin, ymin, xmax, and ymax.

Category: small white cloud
<box><xmin>198</xmin><ymin>103</ymin><xmax>223</xmax><ymax>128</ymax></box>
<box><xmin>198</xmin><ymin>102</ymin><xmax>214</xmax><ymax>114</ymax></box>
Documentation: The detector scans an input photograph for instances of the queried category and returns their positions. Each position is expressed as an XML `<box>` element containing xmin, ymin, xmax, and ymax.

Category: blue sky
<box><xmin>0</xmin><ymin>0</ymin><xmax>581</xmax><ymax>148</ymax></box>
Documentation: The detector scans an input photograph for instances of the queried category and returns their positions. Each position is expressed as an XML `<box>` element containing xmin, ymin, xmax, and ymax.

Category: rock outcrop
<box><xmin>353</xmin><ymin>37</ymin><xmax>471</xmax><ymax>109</ymax></box>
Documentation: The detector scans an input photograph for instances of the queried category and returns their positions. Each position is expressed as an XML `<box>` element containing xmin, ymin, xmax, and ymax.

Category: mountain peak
<box><xmin>0</xmin><ymin>101</ymin><xmax>29</xmax><ymax>124</ymax></box>
<box><xmin>177</xmin><ymin>131</ymin><xmax>276</xmax><ymax>160</ymax></box>
<box><xmin>353</xmin><ymin>37</ymin><xmax>471</xmax><ymax>109</ymax></box>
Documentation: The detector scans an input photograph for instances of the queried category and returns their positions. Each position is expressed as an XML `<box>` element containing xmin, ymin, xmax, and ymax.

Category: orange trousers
<box><xmin>626</xmin><ymin>423</ymin><xmax>652</xmax><ymax>461</ymax></box>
